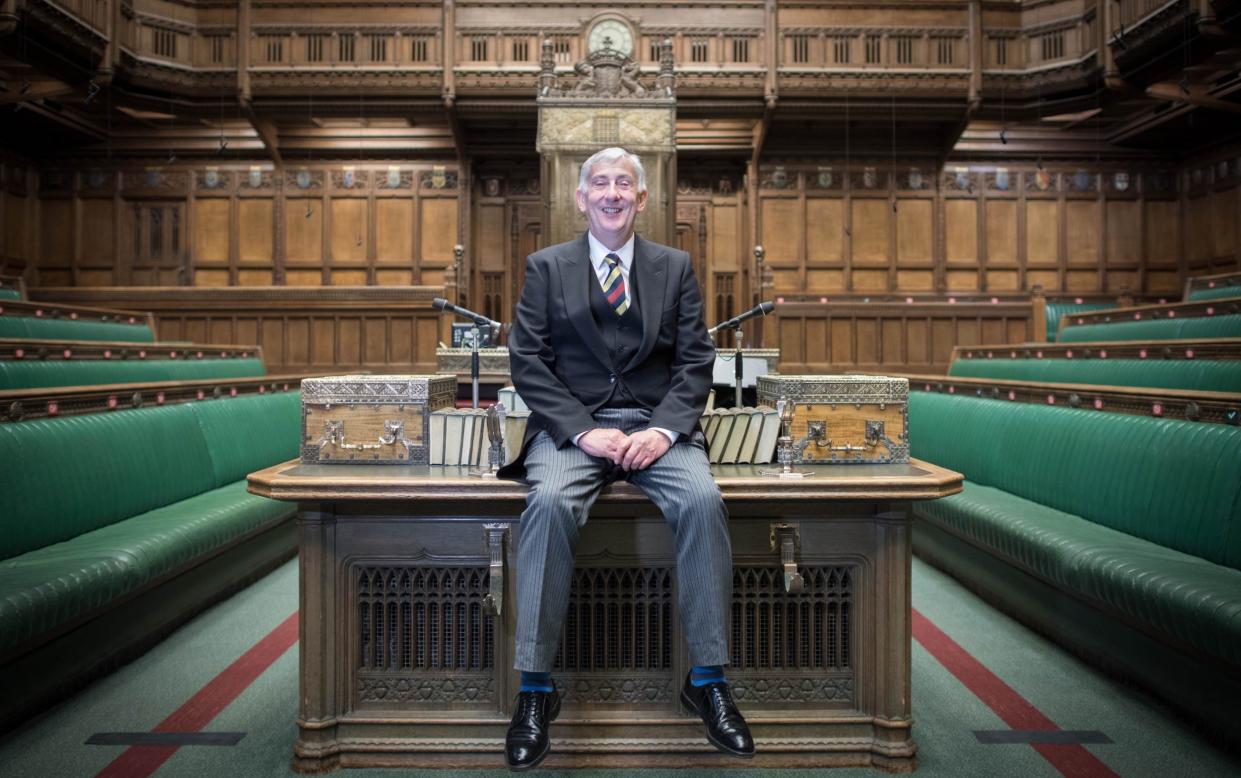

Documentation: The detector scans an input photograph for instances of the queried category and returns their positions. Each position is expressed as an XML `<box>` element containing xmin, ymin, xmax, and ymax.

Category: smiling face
<box><xmin>576</xmin><ymin>158</ymin><xmax>647</xmax><ymax>251</ymax></box>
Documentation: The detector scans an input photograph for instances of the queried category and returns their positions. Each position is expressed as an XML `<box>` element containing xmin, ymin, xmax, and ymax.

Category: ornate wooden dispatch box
<box><xmin>756</xmin><ymin>374</ymin><xmax>909</xmax><ymax>464</ymax></box>
<box><xmin>300</xmin><ymin>375</ymin><xmax>456</xmax><ymax>464</ymax></box>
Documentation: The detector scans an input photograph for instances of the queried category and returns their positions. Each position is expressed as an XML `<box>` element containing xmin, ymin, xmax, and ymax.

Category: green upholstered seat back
<box><xmin>1045</xmin><ymin>303</ymin><xmax>1113</xmax><ymax>341</ymax></box>
<box><xmin>0</xmin><ymin>358</ymin><xmax>266</xmax><ymax>390</ymax></box>
<box><xmin>189</xmin><ymin>392</ymin><xmax>301</xmax><ymax>486</ymax></box>
<box><xmin>0</xmin><ymin>288</ymin><xmax>21</xmax><ymax>301</ymax></box>
<box><xmin>0</xmin><ymin>316</ymin><xmax>155</xmax><ymax>342</ymax></box>
<box><xmin>947</xmin><ymin>358</ymin><xmax>1241</xmax><ymax>393</ymax></box>
<box><xmin>0</xmin><ymin>391</ymin><xmax>301</xmax><ymax>562</ymax></box>
<box><xmin>1186</xmin><ymin>287</ymin><xmax>1241</xmax><ymax>302</ymax></box>
<box><xmin>1058</xmin><ymin>314</ymin><xmax>1241</xmax><ymax>342</ymax></box>
<box><xmin>909</xmin><ymin>392</ymin><xmax>1241</xmax><ymax>569</ymax></box>
<box><xmin>0</xmin><ymin>405</ymin><xmax>217</xmax><ymax>561</ymax></box>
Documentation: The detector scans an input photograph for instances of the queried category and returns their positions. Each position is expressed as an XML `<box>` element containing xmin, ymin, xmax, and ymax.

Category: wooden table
<box><xmin>248</xmin><ymin>460</ymin><xmax>961</xmax><ymax>773</ymax></box>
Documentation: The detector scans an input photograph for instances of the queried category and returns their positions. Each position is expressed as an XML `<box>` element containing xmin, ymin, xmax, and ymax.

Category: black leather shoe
<box><xmin>680</xmin><ymin>674</ymin><xmax>755</xmax><ymax>758</ymax></box>
<box><xmin>505</xmin><ymin>690</ymin><xmax>561</xmax><ymax>771</ymax></box>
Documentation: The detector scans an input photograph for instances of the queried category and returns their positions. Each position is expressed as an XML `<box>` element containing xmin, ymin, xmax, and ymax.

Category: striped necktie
<box><xmin>601</xmin><ymin>252</ymin><xmax>630</xmax><ymax>316</ymax></box>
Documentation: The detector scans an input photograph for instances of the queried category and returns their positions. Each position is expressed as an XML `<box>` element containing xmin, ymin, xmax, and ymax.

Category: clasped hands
<box><xmin>578</xmin><ymin>428</ymin><xmax>670</xmax><ymax>471</ymax></box>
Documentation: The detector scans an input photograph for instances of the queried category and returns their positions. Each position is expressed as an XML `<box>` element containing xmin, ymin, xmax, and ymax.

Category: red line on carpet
<box><xmin>94</xmin><ymin>611</ymin><xmax>299</xmax><ymax>778</ymax></box>
<box><xmin>912</xmin><ymin>608</ymin><xmax>1119</xmax><ymax>778</ymax></box>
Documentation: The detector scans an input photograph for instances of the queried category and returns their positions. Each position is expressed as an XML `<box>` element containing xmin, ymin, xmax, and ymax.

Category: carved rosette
<box><xmin>358</xmin><ymin>675</ymin><xmax>495</xmax><ymax>703</ymax></box>
<box><xmin>729</xmin><ymin>675</ymin><xmax>854</xmax><ymax>703</ymax></box>
<box><xmin>559</xmin><ymin>676</ymin><xmax>675</xmax><ymax>704</ymax></box>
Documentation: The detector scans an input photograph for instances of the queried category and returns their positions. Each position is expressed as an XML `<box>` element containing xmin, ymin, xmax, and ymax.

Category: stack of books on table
<box><xmin>700</xmin><ymin>407</ymin><xmax>781</xmax><ymax>465</ymax></box>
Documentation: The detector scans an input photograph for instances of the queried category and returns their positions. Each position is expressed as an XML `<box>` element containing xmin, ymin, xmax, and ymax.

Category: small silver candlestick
<box><xmin>760</xmin><ymin>397</ymin><xmax>812</xmax><ymax>478</ymax></box>
<box><xmin>471</xmin><ymin>402</ymin><xmax>507</xmax><ymax>477</ymax></box>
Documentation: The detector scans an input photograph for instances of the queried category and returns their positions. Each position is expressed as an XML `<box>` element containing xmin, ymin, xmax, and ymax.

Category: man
<box><xmin>500</xmin><ymin>147</ymin><xmax>754</xmax><ymax>770</ymax></box>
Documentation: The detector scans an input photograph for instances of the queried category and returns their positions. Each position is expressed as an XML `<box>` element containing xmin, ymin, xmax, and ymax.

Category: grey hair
<box><xmin>577</xmin><ymin>147</ymin><xmax>647</xmax><ymax>194</ymax></box>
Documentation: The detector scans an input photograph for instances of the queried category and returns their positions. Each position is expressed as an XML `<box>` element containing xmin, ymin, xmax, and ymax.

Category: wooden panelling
<box><xmin>475</xmin><ymin>203</ymin><xmax>505</xmax><ymax>271</ymax></box>
<box><xmin>852</xmin><ymin>269</ymin><xmax>888</xmax><ymax>291</ymax></box>
<box><xmin>239</xmin><ymin>199</ymin><xmax>273</xmax><ymax>263</ymax></box>
<box><xmin>286</xmin><ymin>199</ymin><xmax>323</xmax><ymax>263</ymax></box>
<box><xmin>985</xmin><ymin>200</ymin><xmax>1017</xmax><ymax>266</ymax></box>
<box><xmin>1105</xmin><ymin>200</ymin><xmax>1140</xmax><ymax>265</ymax></box>
<box><xmin>896</xmin><ymin>199</ymin><xmax>933</xmax><ymax>266</ymax></box>
<box><xmin>195</xmin><ymin>269</ymin><xmax>231</xmax><ymax>286</ymax></box>
<box><xmin>78</xmin><ymin>270</ymin><xmax>114</xmax><ymax>286</ymax></box>
<box><xmin>80</xmin><ymin>200</ymin><xmax>115</xmax><ymax>264</ymax></box>
<box><xmin>806</xmin><ymin>268</ymin><xmax>844</xmax><ymax>292</ymax></box>
<box><xmin>805</xmin><ymin>199</ymin><xmax>843</xmax><ymax>265</ymax></box>
<box><xmin>420</xmin><ymin>198</ymin><xmax>458</xmax><ymax>267</ymax></box>
<box><xmin>1065</xmin><ymin>200</ymin><xmax>1100</xmax><ymax>266</ymax></box>
<box><xmin>851</xmin><ymin>200</ymin><xmax>889</xmax><ymax>265</ymax></box>
<box><xmin>896</xmin><ymin>270</ymin><xmax>934</xmax><ymax>290</ymax></box>
<box><xmin>40</xmin><ymin>200</ymin><xmax>73</xmax><ymax>266</ymax></box>
<box><xmin>1211</xmin><ymin>189</ymin><xmax>1237</xmax><ymax>257</ymax></box>
<box><xmin>772</xmin><ymin>268</ymin><xmax>802</xmax><ymax>293</ymax></box>
<box><xmin>761</xmin><ymin>198</ymin><xmax>801</xmax><ymax>264</ymax></box>
<box><xmin>195</xmin><ymin>199</ymin><xmax>230</xmax><ymax>264</ymax></box>
<box><xmin>1186</xmin><ymin>196</ymin><xmax>1211</xmax><ymax>262</ymax></box>
<box><xmin>376</xmin><ymin>198</ymin><xmax>414</xmax><ymax>266</ymax></box>
<box><xmin>28</xmin><ymin>288</ymin><xmax>445</xmax><ymax>374</ymax></box>
<box><xmin>330</xmin><ymin>199</ymin><xmax>368</xmax><ymax>263</ymax></box>
<box><xmin>331</xmin><ymin>270</ymin><xmax>368</xmax><ymax>285</ymax></box>
<box><xmin>1026</xmin><ymin>200</ymin><xmax>1058</xmax><ymax>266</ymax></box>
<box><xmin>771</xmin><ymin>299</ymin><xmax>1032</xmax><ymax>374</ymax></box>
<box><xmin>1147</xmin><ymin>270</ymin><xmax>1181</xmax><ymax>293</ymax></box>
<box><xmin>286</xmin><ymin>269</ymin><xmax>323</xmax><ymax>286</ymax></box>
<box><xmin>987</xmin><ymin>270</ymin><xmax>1020</xmax><ymax>290</ymax></box>
<box><xmin>945</xmin><ymin>199</ymin><xmax>978</xmax><ymax>264</ymax></box>
<box><xmin>376</xmin><ymin>269</ymin><xmax>414</xmax><ymax>286</ymax></box>
<box><xmin>710</xmin><ymin>204</ymin><xmax>740</xmax><ymax>271</ymax></box>
<box><xmin>1146</xmin><ymin>200</ymin><xmax>1180</xmax><ymax>267</ymax></box>
<box><xmin>238</xmin><ymin>269</ymin><xmax>274</xmax><ymax>286</ymax></box>
<box><xmin>944</xmin><ymin>269</ymin><xmax>979</xmax><ymax>291</ymax></box>
<box><xmin>1065</xmin><ymin>269</ymin><xmax>1100</xmax><ymax>292</ymax></box>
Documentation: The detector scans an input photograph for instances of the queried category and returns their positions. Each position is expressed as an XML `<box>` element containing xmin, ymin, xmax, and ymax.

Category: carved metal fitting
<box><xmin>483</xmin><ymin>524</ymin><xmax>508</xmax><ymax>616</ymax></box>
<box><xmin>769</xmin><ymin>523</ymin><xmax>805</xmax><ymax>594</ymax></box>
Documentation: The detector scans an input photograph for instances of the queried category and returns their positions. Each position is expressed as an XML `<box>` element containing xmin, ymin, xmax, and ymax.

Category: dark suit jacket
<box><xmin>499</xmin><ymin>233</ymin><xmax>714</xmax><ymax>477</ymax></box>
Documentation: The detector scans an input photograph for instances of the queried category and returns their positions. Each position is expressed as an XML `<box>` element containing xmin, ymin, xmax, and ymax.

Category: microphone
<box><xmin>708</xmin><ymin>301</ymin><xmax>775</xmax><ymax>336</ymax></box>
<box><xmin>431</xmin><ymin>297</ymin><xmax>502</xmax><ymax>331</ymax></box>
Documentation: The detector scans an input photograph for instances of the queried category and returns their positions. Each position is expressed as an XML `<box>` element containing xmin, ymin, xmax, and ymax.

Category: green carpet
<box><xmin>0</xmin><ymin>557</ymin><xmax>1237</xmax><ymax>777</ymax></box>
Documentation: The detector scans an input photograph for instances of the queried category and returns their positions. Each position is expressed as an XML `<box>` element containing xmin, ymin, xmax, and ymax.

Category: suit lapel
<box><xmin>555</xmin><ymin>233</ymin><xmax>612</xmax><ymax>370</ymax></box>
<box><xmin>629</xmin><ymin>235</ymin><xmax>668</xmax><ymax>368</ymax></box>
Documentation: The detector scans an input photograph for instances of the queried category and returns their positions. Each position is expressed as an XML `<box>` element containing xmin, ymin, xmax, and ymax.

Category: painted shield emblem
<box><xmin>387</xmin><ymin>167</ymin><xmax>401</xmax><ymax>188</ymax></box>
<box><xmin>431</xmin><ymin>167</ymin><xmax>446</xmax><ymax>189</ymax></box>
<box><xmin>771</xmin><ymin>166</ymin><xmax>788</xmax><ymax>188</ymax></box>
<box><xmin>954</xmin><ymin>169</ymin><xmax>969</xmax><ymax>190</ymax></box>
<box><xmin>249</xmin><ymin>168</ymin><xmax>263</xmax><ymax>188</ymax></box>
<box><xmin>1113</xmin><ymin>172</ymin><xmax>1130</xmax><ymax>192</ymax></box>
<box><xmin>342</xmin><ymin>169</ymin><xmax>355</xmax><ymax>188</ymax></box>
<box><xmin>204</xmin><ymin>169</ymin><xmax>220</xmax><ymax>188</ymax></box>
<box><xmin>863</xmin><ymin>167</ymin><xmax>878</xmax><ymax>189</ymax></box>
<box><xmin>995</xmin><ymin>168</ymin><xmax>1010</xmax><ymax>190</ymax></box>
<box><xmin>1035</xmin><ymin>169</ymin><xmax>1053</xmax><ymax>190</ymax></box>
<box><xmin>908</xmin><ymin>169</ymin><xmax>922</xmax><ymax>189</ymax></box>
<box><xmin>817</xmin><ymin>168</ymin><xmax>833</xmax><ymax>188</ymax></box>
<box><xmin>296</xmin><ymin>169</ymin><xmax>311</xmax><ymax>189</ymax></box>
<box><xmin>1073</xmin><ymin>170</ymin><xmax>1091</xmax><ymax>190</ymax></box>
<box><xmin>485</xmin><ymin>177</ymin><xmax>500</xmax><ymax>197</ymax></box>
<box><xmin>146</xmin><ymin>170</ymin><xmax>162</xmax><ymax>188</ymax></box>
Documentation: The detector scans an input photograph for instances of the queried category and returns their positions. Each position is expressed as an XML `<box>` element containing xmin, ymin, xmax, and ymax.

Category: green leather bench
<box><xmin>1044</xmin><ymin>302</ymin><xmax>1113</xmax><ymax>342</ymax></box>
<box><xmin>0</xmin><ymin>356</ymin><xmax>267</xmax><ymax>390</ymax></box>
<box><xmin>907</xmin><ymin>391</ymin><xmax>1241</xmax><ymax>742</ymax></box>
<box><xmin>1057</xmin><ymin>313</ymin><xmax>1241</xmax><ymax>343</ymax></box>
<box><xmin>0</xmin><ymin>288</ymin><xmax>21</xmax><ymax>301</ymax></box>
<box><xmin>0</xmin><ymin>391</ymin><xmax>301</xmax><ymax>730</ymax></box>
<box><xmin>1187</xmin><ymin>285</ymin><xmax>1241</xmax><ymax>302</ymax></box>
<box><xmin>947</xmin><ymin>357</ymin><xmax>1241</xmax><ymax>393</ymax></box>
<box><xmin>0</xmin><ymin>315</ymin><xmax>155</xmax><ymax>342</ymax></box>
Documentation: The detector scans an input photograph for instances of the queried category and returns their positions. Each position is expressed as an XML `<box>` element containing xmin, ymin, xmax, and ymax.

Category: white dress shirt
<box><xmin>573</xmin><ymin>232</ymin><xmax>676</xmax><ymax>449</ymax></box>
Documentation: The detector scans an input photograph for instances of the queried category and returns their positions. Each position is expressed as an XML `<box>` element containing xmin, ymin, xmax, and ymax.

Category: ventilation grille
<box><xmin>553</xmin><ymin>567</ymin><xmax>674</xmax><ymax>672</ymax></box>
<box><xmin>731</xmin><ymin>566</ymin><xmax>852</xmax><ymax>671</ymax></box>
<box><xmin>356</xmin><ymin>566</ymin><xmax>494</xmax><ymax>673</ymax></box>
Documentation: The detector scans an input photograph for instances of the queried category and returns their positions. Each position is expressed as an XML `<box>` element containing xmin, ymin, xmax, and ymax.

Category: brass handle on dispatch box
<box><xmin>796</xmin><ymin>419</ymin><xmax>888</xmax><ymax>455</ymax></box>
<box><xmin>316</xmin><ymin>419</ymin><xmax>415</xmax><ymax>453</ymax></box>
<box><xmin>770</xmin><ymin>523</ymin><xmax>805</xmax><ymax>594</ymax></box>
<box><xmin>483</xmin><ymin>524</ymin><xmax>508</xmax><ymax>616</ymax></box>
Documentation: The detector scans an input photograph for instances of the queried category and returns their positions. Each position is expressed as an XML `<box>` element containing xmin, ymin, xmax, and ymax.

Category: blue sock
<box><xmin>520</xmin><ymin>671</ymin><xmax>554</xmax><ymax>693</ymax></box>
<box><xmin>690</xmin><ymin>665</ymin><xmax>726</xmax><ymax>687</ymax></box>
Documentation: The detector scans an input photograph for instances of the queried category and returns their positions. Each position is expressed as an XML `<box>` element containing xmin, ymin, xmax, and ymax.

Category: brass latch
<box><xmin>316</xmin><ymin>419</ymin><xmax>415</xmax><ymax>453</ymax></box>
<box><xmin>483</xmin><ymin>524</ymin><xmax>508</xmax><ymax>616</ymax></box>
<box><xmin>769</xmin><ymin>523</ymin><xmax>804</xmax><ymax>593</ymax></box>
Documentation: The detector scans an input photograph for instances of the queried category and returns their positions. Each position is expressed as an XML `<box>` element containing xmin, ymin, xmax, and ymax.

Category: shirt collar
<box><xmin>587</xmin><ymin>232</ymin><xmax>635</xmax><ymax>274</ymax></box>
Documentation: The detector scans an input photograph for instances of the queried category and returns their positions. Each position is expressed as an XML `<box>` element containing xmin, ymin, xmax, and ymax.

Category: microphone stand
<box><xmin>732</xmin><ymin>327</ymin><xmax>744</xmax><ymax>409</ymax></box>
<box><xmin>469</xmin><ymin>323</ymin><xmax>481</xmax><ymax>409</ymax></box>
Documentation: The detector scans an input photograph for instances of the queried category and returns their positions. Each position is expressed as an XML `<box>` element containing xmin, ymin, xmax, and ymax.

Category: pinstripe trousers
<box><xmin>513</xmin><ymin>407</ymin><xmax>732</xmax><ymax>672</ymax></box>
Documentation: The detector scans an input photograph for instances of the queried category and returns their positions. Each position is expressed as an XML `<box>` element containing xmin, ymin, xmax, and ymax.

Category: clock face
<box><xmin>587</xmin><ymin>20</ymin><xmax>634</xmax><ymax>56</ymax></box>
